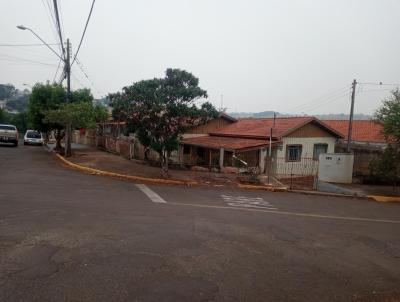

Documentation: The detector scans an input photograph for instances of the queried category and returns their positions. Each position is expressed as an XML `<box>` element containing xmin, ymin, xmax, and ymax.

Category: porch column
<box><xmin>259</xmin><ymin>148</ymin><xmax>267</xmax><ymax>173</ymax></box>
<box><xmin>219</xmin><ymin>147</ymin><xmax>224</xmax><ymax>170</ymax></box>
<box><xmin>178</xmin><ymin>144</ymin><xmax>184</xmax><ymax>167</ymax></box>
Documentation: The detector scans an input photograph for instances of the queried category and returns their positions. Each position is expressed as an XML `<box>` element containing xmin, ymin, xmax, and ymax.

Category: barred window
<box><xmin>286</xmin><ymin>145</ymin><xmax>302</xmax><ymax>162</ymax></box>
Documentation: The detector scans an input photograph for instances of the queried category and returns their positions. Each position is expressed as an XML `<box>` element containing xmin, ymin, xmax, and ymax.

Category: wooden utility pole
<box><xmin>346</xmin><ymin>79</ymin><xmax>357</xmax><ymax>153</ymax></box>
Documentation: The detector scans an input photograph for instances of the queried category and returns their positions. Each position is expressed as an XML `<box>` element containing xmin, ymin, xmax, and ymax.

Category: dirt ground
<box><xmin>68</xmin><ymin>145</ymin><xmax>240</xmax><ymax>187</ymax></box>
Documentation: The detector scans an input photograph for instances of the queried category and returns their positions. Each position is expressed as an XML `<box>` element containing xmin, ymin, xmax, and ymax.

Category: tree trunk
<box><xmin>160</xmin><ymin>148</ymin><xmax>169</xmax><ymax>176</ymax></box>
<box><xmin>54</xmin><ymin>129</ymin><xmax>65</xmax><ymax>153</ymax></box>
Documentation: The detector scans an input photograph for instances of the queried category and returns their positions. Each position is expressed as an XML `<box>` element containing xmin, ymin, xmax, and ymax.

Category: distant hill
<box><xmin>227</xmin><ymin>111</ymin><xmax>372</xmax><ymax>120</ymax></box>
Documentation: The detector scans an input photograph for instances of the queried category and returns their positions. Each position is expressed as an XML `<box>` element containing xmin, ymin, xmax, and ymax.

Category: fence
<box><xmin>268</xmin><ymin>157</ymin><xmax>319</xmax><ymax>190</ymax></box>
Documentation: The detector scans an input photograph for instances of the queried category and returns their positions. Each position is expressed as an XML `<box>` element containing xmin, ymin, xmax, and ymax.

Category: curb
<box><xmin>54</xmin><ymin>153</ymin><xmax>198</xmax><ymax>186</ymax></box>
<box><xmin>288</xmin><ymin>189</ymin><xmax>368</xmax><ymax>199</ymax></box>
<box><xmin>368</xmin><ymin>195</ymin><xmax>400</xmax><ymax>203</ymax></box>
<box><xmin>237</xmin><ymin>184</ymin><xmax>287</xmax><ymax>192</ymax></box>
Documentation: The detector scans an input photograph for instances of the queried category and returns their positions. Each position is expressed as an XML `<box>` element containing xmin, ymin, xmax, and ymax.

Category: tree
<box><xmin>0</xmin><ymin>84</ymin><xmax>17</xmax><ymax>100</ymax></box>
<box><xmin>27</xmin><ymin>83</ymin><xmax>106</xmax><ymax>152</ymax></box>
<box><xmin>370</xmin><ymin>89</ymin><xmax>400</xmax><ymax>189</ymax></box>
<box><xmin>44</xmin><ymin>101</ymin><xmax>108</xmax><ymax>130</ymax></box>
<box><xmin>6</xmin><ymin>94</ymin><xmax>30</xmax><ymax>112</ymax></box>
<box><xmin>375</xmin><ymin>88</ymin><xmax>400</xmax><ymax>143</ymax></box>
<box><xmin>369</xmin><ymin>144</ymin><xmax>399</xmax><ymax>190</ymax></box>
<box><xmin>27</xmin><ymin>83</ymin><xmax>66</xmax><ymax>149</ymax></box>
<box><xmin>110</xmin><ymin>68</ymin><xmax>218</xmax><ymax>173</ymax></box>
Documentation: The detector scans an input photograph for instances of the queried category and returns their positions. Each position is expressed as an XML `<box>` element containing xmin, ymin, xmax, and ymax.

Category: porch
<box><xmin>179</xmin><ymin>135</ymin><xmax>271</xmax><ymax>171</ymax></box>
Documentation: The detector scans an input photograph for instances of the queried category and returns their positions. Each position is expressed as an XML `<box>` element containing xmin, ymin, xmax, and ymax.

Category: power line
<box><xmin>0</xmin><ymin>56</ymin><xmax>59</xmax><ymax>67</ymax></box>
<box><xmin>0</xmin><ymin>43</ymin><xmax>60</xmax><ymax>47</ymax></box>
<box><xmin>52</xmin><ymin>0</ymin><xmax>66</xmax><ymax>59</ymax></box>
<box><xmin>53</xmin><ymin>58</ymin><xmax>63</xmax><ymax>82</ymax></box>
<box><xmin>71</xmin><ymin>0</ymin><xmax>96</xmax><ymax>66</ymax></box>
<box><xmin>359</xmin><ymin>82</ymin><xmax>400</xmax><ymax>86</ymax></box>
<box><xmin>71</xmin><ymin>72</ymin><xmax>86</xmax><ymax>88</ymax></box>
<box><xmin>288</xmin><ymin>85</ymin><xmax>351</xmax><ymax>114</ymax></box>
<box><xmin>288</xmin><ymin>85</ymin><xmax>351</xmax><ymax>113</ymax></box>
<box><xmin>41</xmin><ymin>0</ymin><xmax>61</xmax><ymax>54</ymax></box>
<box><xmin>73</xmin><ymin>57</ymin><xmax>104</xmax><ymax>95</ymax></box>
<box><xmin>301</xmin><ymin>91</ymin><xmax>352</xmax><ymax>114</ymax></box>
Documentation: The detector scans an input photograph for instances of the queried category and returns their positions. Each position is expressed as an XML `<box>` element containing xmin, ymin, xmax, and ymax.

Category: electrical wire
<box><xmin>52</xmin><ymin>0</ymin><xmax>66</xmax><ymax>59</ymax></box>
<box><xmin>306</xmin><ymin>91</ymin><xmax>352</xmax><ymax>114</ymax></box>
<box><xmin>288</xmin><ymin>85</ymin><xmax>351</xmax><ymax>114</ymax></box>
<box><xmin>359</xmin><ymin>82</ymin><xmax>400</xmax><ymax>86</ymax></box>
<box><xmin>0</xmin><ymin>57</ymin><xmax>59</xmax><ymax>67</ymax></box>
<box><xmin>0</xmin><ymin>43</ymin><xmax>60</xmax><ymax>47</ymax></box>
<box><xmin>71</xmin><ymin>73</ymin><xmax>86</xmax><ymax>88</ymax></box>
<box><xmin>73</xmin><ymin>57</ymin><xmax>104</xmax><ymax>95</ymax></box>
<box><xmin>71</xmin><ymin>0</ymin><xmax>96</xmax><ymax>66</ymax></box>
<box><xmin>53</xmin><ymin>58</ymin><xmax>63</xmax><ymax>82</ymax></box>
<box><xmin>41</xmin><ymin>0</ymin><xmax>61</xmax><ymax>53</ymax></box>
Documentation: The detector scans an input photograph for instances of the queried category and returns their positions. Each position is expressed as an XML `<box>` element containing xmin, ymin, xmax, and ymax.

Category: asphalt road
<box><xmin>1</xmin><ymin>143</ymin><xmax>400</xmax><ymax>302</ymax></box>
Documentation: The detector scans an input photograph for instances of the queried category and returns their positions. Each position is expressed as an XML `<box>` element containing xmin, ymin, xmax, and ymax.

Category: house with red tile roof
<box><xmin>179</xmin><ymin>116</ymin><xmax>343</xmax><ymax>178</ymax></box>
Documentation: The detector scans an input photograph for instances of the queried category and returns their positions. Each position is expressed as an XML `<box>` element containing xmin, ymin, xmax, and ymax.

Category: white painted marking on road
<box><xmin>135</xmin><ymin>184</ymin><xmax>167</xmax><ymax>204</ymax></box>
<box><xmin>169</xmin><ymin>202</ymin><xmax>400</xmax><ymax>224</ymax></box>
<box><xmin>221</xmin><ymin>195</ymin><xmax>278</xmax><ymax>210</ymax></box>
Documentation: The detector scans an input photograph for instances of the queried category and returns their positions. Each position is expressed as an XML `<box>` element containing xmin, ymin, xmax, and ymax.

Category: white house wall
<box><xmin>274</xmin><ymin>137</ymin><xmax>336</xmax><ymax>176</ymax></box>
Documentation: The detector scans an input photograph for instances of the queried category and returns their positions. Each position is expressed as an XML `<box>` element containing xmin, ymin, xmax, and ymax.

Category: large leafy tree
<box><xmin>27</xmin><ymin>83</ymin><xmax>66</xmax><ymax>149</ymax></box>
<box><xmin>44</xmin><ymin>101</ymin><xmax>107</xmax><ymax>131</ymax></box>
<box><xmin>370</xmin><ymin>89</ymin><xmax>400</xmax><ymax>188</ymax></box>
<box><xmin>110</xmin><ymin>68</ymin><xmax>218</xmax><ymax>172</ymax></box>
<box><xmin>28</xmin><ymin>82</ymin><xmax>106</xmax><ymax>151</ymax></box>
<box><xmin>375</xmin><ymin>88</ymin><xmax>400</xmax><ymax>143</ymax></box>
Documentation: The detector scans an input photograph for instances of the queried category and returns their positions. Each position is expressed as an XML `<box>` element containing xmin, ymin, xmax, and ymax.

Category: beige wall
<box><xmin>277</xmin><ymin>137</ymin><xmax>336</xmax><ymax>158</ymax></box>
<box><xmin>273</xmin><ymin>137</ymin><xmax>336</xmax><ymax>176</ymax></box>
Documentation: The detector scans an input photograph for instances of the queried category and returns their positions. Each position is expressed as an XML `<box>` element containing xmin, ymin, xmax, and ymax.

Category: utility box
<box><xmin>318</xmin><ymin>153</ymin><xmax>354</xmax><ymax>184</ymax></box>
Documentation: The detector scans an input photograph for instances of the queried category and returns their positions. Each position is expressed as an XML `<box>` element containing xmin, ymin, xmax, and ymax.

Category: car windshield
<box><xmin>27</xmin><ymin>131</ymin><xmax>41</xmax><ymax>139</ymax></box>
<box><xmin>0</xmin><ymin>125</ymin><xmax>16</xmax><ymax>131</ymax></box>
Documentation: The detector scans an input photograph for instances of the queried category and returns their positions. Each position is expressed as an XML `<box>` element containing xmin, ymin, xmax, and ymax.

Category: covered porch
<box><xmin>179</xmin><ymin>135</ymin><xmax>272</xmax><ymax>172</ymax></box>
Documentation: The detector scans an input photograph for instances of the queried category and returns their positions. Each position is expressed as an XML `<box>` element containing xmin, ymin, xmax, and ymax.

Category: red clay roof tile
<box><xmin>322</xmin><ymin>120</ymin><xmax>385</xmax><ymax>142</ymax></box>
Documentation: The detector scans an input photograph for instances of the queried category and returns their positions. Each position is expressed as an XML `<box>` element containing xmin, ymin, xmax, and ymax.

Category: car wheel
<box><xmin>14</xmin><ymin>142</ymin><xmax>18</xmax><ymax>147</ymax></box>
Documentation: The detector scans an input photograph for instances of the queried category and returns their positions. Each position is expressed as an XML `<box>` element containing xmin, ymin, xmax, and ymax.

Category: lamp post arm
<box><xmin>25</xmin><ymin>27</ymin><xmax>64</xmax><ymax>61</ymax></box>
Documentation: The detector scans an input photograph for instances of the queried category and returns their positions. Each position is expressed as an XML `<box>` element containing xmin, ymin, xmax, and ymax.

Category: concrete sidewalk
<box><xmin>61</xmin><ymin>143</ymin><xmax>239</xmax><ymax>187</ymax></box>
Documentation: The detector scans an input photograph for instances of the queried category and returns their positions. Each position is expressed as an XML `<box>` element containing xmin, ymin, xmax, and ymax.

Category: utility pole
<box><xmin>65</xmin><ymin>38</ymin><xmax>72</xmax><ymax>157</ymax></box>
<box><xmin>346</xmin><ymin>79</ymin><xmax>357</xmax><ymax>153</ymax></box>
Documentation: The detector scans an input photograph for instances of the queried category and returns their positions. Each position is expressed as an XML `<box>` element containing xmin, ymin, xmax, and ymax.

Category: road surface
<box><xmin>1</xmin><ymin>143</ymin><xmax>400</xmax><ymax>302</ymax></box>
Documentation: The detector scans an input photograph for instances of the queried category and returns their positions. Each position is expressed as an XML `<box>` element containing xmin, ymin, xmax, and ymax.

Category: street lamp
<box><xmin>17</xmin><ymin>24</ymin><xmax>72</xmax><ymax>156</ymax></box>
<box><xmin>16</xmin><ymin>25</ymin><xmax>63</xmax><ymax>60</ymax></box>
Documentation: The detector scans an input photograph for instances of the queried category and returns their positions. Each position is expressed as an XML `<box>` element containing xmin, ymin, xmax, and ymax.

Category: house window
<box><xmin>286</xmin><ymin>144</ymin><xmax>302</xmax><ymax>162</ymax></box>
<box><xmin>313</xmin><ymin>143</ymin><xmax>328</xmax><ymax>160</ymax></box>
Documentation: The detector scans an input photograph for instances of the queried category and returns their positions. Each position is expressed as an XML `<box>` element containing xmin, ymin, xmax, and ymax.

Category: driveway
<box><xmin>1</xmin><ymin>144</ymin><xmax>399</xmax><ymax>302</ymax></box>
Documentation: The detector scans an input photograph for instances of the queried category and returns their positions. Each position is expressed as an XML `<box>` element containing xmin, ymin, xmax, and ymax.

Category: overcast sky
<box><xmin>1</xmin><ymin>0</ymin><xmax>399</xmax><ymax>114</ymax></box>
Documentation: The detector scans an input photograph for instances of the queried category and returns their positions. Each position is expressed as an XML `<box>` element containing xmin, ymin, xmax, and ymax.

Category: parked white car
<box><xmin>24</xmin><ymin>130</ymin><xmax>44</xmax><ymax>146</ymax></box>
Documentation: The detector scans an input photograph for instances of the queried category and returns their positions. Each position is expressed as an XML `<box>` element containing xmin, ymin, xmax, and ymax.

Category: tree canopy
<box><xmin>369</xmin><ymin>89</ymin><xmax>400</xmax><ymax>188</ymax></box>
<box><xmin>375</xmin><ymin>88</ymin><xmax>400</xmax><ymax>143</ymax></box>
<box><xmin>110</xmin><ymin>68</ymin><xmax>218</xmax><ymax>172</ymax></box>
<box><xmin>27</xmin><ymin>82</ymin><xmax>107</xmax><ymax>151</ymax></box>
<box><xmin>0</xmin><ymin>84</ymin><xmax>17</xmax><ymax>100</ymax></box>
